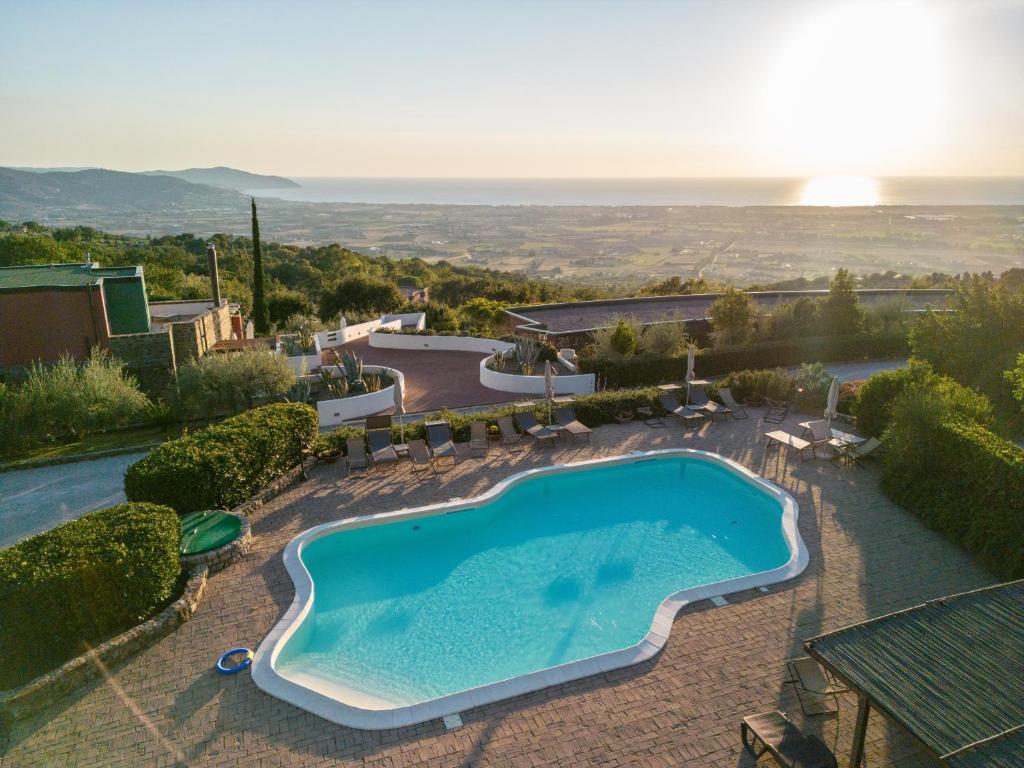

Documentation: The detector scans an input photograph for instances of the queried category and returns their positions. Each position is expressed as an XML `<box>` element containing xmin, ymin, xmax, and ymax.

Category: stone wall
<box><xmin>108</xmin><ymin>327</ymin><xmax>176</xmax><ymax>395</ymax></box>
<box><xmin>171</xmin><ymin>302</ymin><xmax>232</xmax><ymax>362</ymax></box>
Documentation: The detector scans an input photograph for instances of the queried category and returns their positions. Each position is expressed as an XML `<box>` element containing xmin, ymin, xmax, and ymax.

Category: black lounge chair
<box><xmin>366</xmin><ymin>428</ymin><xmax>399</xmax><ymax>470</ymax></box>
<box><xmin>686</xmin><ymin>388</ymin><xmax>732</xmax><ymax>421</ymax></box>
<box><xmin>658</xmin><ymin>393</ymin><xmax>704</xmax><ymax>429</ymax></box>
<box><xmin>407</xmin><ymin>439</ymin><xmax>437</xmax><ymax>476</ymax></box>
<box><xmin>764</xmin><ymin>397</ymin><xmax>792</xmax><ymax>425</ymax></box>
<box><xmin>497</xmin><ymin>416</ymin><xmax>525</xmax><ymax>450</ymax></box>
<box><xmin>718</xmin><ymin>387</ymin><xmax>749</xmax><ymax>419</ymax></box>
<box><xmin>514</xmin><ymin>411</ymin><xmax>558</xmax><ymax>445</ymax></box>
<box><xmin>741</xmin><ymin>711</ymin><xmax>838</xmax><ymax>768</ymax></box>
<box><xmin>425</xmin><ymin>420</ymin><xmax>459</xmax><ymax>465</ymax></box>
<box><xmin>554</xmin><ymin>406</ymin><xmax>592</xmax><ymax>443</ymax></box>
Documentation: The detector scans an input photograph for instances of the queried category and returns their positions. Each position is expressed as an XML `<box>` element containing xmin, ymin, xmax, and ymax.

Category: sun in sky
<box><xmin>754</xmin><ymin>1</ymin><xmax>948</xmax><ymax>177</ymax></box>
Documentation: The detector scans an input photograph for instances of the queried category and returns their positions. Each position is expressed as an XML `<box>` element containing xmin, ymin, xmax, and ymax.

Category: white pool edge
<box><xmin>252</xmin><ymin>448</ymin><xmax>808</xmax><ymax>730</ymax></box>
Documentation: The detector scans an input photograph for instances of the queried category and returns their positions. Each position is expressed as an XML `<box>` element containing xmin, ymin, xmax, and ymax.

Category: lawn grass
<box><xmin>0</xmin><ymin>425</ymin><xmax>179</xmax><ymax>469</ymax></box>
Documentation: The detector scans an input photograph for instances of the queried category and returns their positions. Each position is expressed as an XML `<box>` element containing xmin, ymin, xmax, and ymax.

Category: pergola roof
<box><xmin>805</xmin><ymin>580</ymin><xmax>1024</xmax><ymax>767</ymax></box>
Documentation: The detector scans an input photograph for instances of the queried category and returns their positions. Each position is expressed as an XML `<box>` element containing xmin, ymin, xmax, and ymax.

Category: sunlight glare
<box><xmin>754</xmin><ymin>1</ymin><xmax>947</xmax><ymax>174</ymax></box>
<box><xmin>799</xmin><ymin>176</ymin><xmax>880</xmax><ymax>206</ymax></box>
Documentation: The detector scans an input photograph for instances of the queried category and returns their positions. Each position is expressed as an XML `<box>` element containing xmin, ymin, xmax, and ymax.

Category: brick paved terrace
<box><xmin>0</xmin><ymin>411</ymin><xmax>994</xmax><ymax>768</ymax></box>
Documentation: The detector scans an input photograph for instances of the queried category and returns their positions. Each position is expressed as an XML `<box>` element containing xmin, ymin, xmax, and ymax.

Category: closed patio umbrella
<box><xmin>685</xmin><ymin>344</ymin><xmax>696</xmax><ymax>402</ymax></box>
<box><xmin>544</xmin><ymin>360</ymin><xmax>555</xmax><ymax>422</ymax></box>
<box><xmin>393</xmin><ymin>370</ymin><xmax>406</xmax><ymax>444</ymax></box>
<box><xmin>824</xmin><ymin>375</ymin><xmax>840</xmax><ymax>428</ymax></box>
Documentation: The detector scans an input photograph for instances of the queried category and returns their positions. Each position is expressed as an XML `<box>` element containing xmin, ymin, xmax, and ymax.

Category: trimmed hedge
<box><xmin>0</xmin><ymin>503</ymin><xmax>181</xmax><ymax>689</ymax></box>
<box><xmin>882</xmin><ymin>412</ymin><xmax>1024</xmax><ymax>581</ymax></box>
<box><xmin>125</xmin><ymin>402</ymin><xmax>318</xmax><ymax>513</ymax></box>
<box><xmin>581</xmin><ymin>333</ymin><xmax>909</xmax><ymax>388</ymax></box>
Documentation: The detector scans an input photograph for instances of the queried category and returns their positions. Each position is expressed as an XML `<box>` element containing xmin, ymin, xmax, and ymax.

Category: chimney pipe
<box><xmin>206</xmin><ymin>242</ymin><xmax>222</xmax><ymax>305</ymax></box>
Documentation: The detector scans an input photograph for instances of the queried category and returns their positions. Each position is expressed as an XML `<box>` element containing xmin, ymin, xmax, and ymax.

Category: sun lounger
<box><xmin>764</xmin><ymin>397</ymin><xmax>792</xmax><ymax>424</ymax></box>
<box><xmin>469</xmin><ymin>421</ymin><xmax>488</xmax><ymax>457</ymax></box>
<box><xmin>658</xmin><ymin>393</ymin><xmax>705</xmax><ymax>429</ymax></box>
<box><xmin>718</xmin><ymin>387</ymin><xmax>749</xmax><ymax>419</ymax></box>
<box><xmin>345</xmin><ymin>438</ymin><xmax>368</xmax><ymax>472</ymax></box>
<box><xmin>842</xmin><ymin>436</ymin><xmax>882</xmax><ymax>467</ymax></box>
<box><xmin>799</xmin><ymin>420</ymin><xmax>832</xmax><ymax>457</ymax></box>
<box><xmin>741</xmin><ymin>711</ymin><xmax>838</xmax><ymax>768</ymax></box>
<box><xmin>554</xmin><ymin>407</ymin><xmax>592</xmax><ymax>443</ymax></box>
<box><xmin>785</xmin><ymin>657</ymin><xmax>849</xmax><ymax>716</ymax></box>
<box><xmin>366</xmin><ymin>428</ymin><xmax>399</xmax><ymax>469</ymax></box>
<box><xmin>765</xmin><ymin>430</ymin><xmax>814</xmax><ymax>461</ymax></box>
<box><xmin>687</xmin><ymin>388</ymin><xmax>732</xmax><ymax>421</ymax></box>
<box><xmin>407</xmin><ymin>439</ymin><xmax>437</xmax><ymax>476</ymax></box>
<box><xmin>497</xmin><ymin>416</ymin><xmax>525</xmax><ymax>450</ymax></box>
<box><xmin>514</xmin><ymin>411</ymin><xmax>558</xmax><ymax>445</ymax></box>
<box><xmin>425</xmin><ymin>420</ymin><xmax>459</xmax><ymax>465</ymax></box>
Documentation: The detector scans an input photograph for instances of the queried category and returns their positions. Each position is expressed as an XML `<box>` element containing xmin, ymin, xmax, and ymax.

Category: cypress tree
<box><xmin>251</xmin><ymin>198</ymin><xmax>270</xmax><ymax>334</ymax></box>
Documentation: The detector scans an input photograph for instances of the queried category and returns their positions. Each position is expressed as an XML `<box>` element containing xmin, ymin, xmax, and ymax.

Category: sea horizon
<box><xmin>245</xmin><ymin>175</ymin><xmax>1024</xmax><ymax>207</ymax></box>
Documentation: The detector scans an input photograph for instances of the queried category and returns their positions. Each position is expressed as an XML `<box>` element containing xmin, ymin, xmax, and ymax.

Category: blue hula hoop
<box><xmin>216</xmin><ymin>647</ymin><xmax>253</xmax><ymax>674</ymax></box>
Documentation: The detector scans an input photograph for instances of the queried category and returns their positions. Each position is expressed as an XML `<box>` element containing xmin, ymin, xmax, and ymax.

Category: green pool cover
<box><xmin>179</xmin><ymin>510</ymin><xmax>241</xmax><ymax>555</ymax></box>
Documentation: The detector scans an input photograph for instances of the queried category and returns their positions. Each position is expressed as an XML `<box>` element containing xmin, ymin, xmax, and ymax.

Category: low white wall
<box><xmin>278</xmin><ymin>334</ymin><xmax>322</xmax><ymax>375</ymax></box>
<box><xmin>317</xmin><ymin>319</ymin><xmax>402</xmax><ymax>349</ymax></box>
<box><xmin>382</xmin><ymin>312</ymin><xmax>426</xmax><ymax>330</ymax></box>
<box><xmin>479</xmin><ymin>356</ymin><xmax>595</xmax><ymax>395</ymax></box>
<box><xmin>369</xmin><ymin>332</ymin><xmax>514</xmax><ymax>355</ymax></box>
<box><xmin>315</xmin><ymin>365</ymin><xmax>405</xmax><ymax>427</ymax></box>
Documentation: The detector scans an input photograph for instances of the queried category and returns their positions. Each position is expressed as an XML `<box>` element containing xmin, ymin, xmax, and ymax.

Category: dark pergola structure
<box><xmin>805</xmin><ymin>580</ymin><xmax>1024</xmax><ymax>767</ymax></box>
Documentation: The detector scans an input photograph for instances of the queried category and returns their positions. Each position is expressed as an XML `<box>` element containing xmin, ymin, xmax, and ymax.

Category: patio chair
<box><xmin>741</xmin><ymin>711</ymin><xmax>838</xmax><ymax>768</ymax></box>
<box><xmin>366</xmin><ymin>428</ymin><xmax>399</xmax><ymax>470</ymax></box>
<box><xmin>842</xmin><ymin>436</ymin><xmax>882</xmax><ymax>468</ymax></box>
<box><xmin>425</xmin><ymin>420</ymin><xmax>460</xmax><ymax>465</ymax></box>
<box><xmin>345</xmin><ymin>438</ymin><xmax>368</xmax><ymax>473</ymax></box>
<box><xmin>785</xmin><ymin>657</ymin><xmax>849</xmax><ymax>716</ymax></box>
<box><xmin>658</xmin><ymin>393</ymin><xmax>705</xmax><ymax>430</ymax></box>
<box><xmin>718</xmin><ymin>387</ymin><xmax>749</xmax><ymax>419</ymax></box>
<box><xmin>800</xmin><ymin>420</ymin><xmax>832</xmax><ymax>458</ymax></box>
<box><xmin>407</xmin><ymin>439</ymin><xmax>437</xmax><ymax>476</ymax></box>
<box><xmin>497</xmin><ymin>416</ymin><xmax>526</xmax><ymax>450</ymax></box>
<box><xmin>764</xmin><ymin>396</ymin><xmax>792</xmax><ymax>425</ymax></box>
<box><xmin>514</xmin><ymin>411</ymin><xmax>558</xmax><ymax>445</ymax></box>
<box><xmin>468</xmin><ymin>421</ymin><xmax>488</xmax><ymax>458</ymax></box>
<box><xmin>554</xmin><ymin>406</ymin><xmax>592</xmax><ymax>443</ymax></box>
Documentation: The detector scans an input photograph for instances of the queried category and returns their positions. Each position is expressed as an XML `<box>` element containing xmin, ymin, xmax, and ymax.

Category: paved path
<box><xmin>1</xmin><ymin>414</ymin><xmax>993</xmax><ymax>767</ymax></box>
<box><xmin>330</xmin><ymin>337</ymin><xmax>513</xmax><ymax>413</ymax></box>
<box><xmin>0</xmin><ymin>451</ymin><xmax>148</xmax><ymax>549</ymax></box>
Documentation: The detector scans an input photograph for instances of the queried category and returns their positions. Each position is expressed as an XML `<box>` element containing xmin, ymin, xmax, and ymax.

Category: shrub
<box><xmin>715</xmin><ymin>368</ymin><xmax>794</xmax><ymax>405</ymax></box>
<box><xmin>582</xmin><ymin>333</ymin><xmax>910</xmax><ymax>388</ymax></box>
<box><xmin>854</xmin><ymin>361</ymin><xmax>993</xmax><ymax>438</ymax></box>
<box><xmin>0</xmin><ymin>502</ymin><xmax>181</xmax><ymax>689</ymax></box>
<box><xmin>638</xmin><ymin>322</ymin><xmax>689</xmax><ymax>357</ymax></box>
<box><xmin>174</xmin><ymin>349</ymin><xmax>296</xmax><ymax>418</ymax></box>
<box><xmin>125</xmin><ymin>402</ymin><xmax>317</xmax><ymax>512</ymax></box>
<box><xmin>709</xmin><ymin>287</ymin><xmax>755</xmax><ymax>346</ymax></box>
<box><xmin>881</xmin><ymin>390</ymin><xmax>1023</xmax><ymax>580</ymax></box>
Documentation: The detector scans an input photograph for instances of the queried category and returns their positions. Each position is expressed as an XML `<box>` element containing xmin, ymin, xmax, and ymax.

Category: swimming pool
<box><xmin>253</xmin><ymin>449</ymin><xmax>806</xmax><ymax>729</ymax></box>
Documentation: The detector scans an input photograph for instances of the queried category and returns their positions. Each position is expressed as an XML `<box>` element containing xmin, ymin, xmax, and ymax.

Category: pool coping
<box><xmin>252</xmin><ymin>448</ymin><xmax>808</xmax><ymax>730</ymax></box>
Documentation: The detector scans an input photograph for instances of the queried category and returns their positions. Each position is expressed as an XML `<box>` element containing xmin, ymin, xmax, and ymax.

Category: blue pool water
<box><xmin>276</xmin><ymin>456</ymin><xmax>791</xmax><ymax>706</ymax></box>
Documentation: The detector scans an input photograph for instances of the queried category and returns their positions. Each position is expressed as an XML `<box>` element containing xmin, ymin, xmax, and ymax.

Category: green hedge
<box><xmin>125</xmin><ymin>402</ymin><xmax>318</xmax><ymax>513</ymax></box>
<box><xmin>0</xmin><ymin>503</ymin><xmax>181</xmax><ymax>689</ymax></box>
<box><xmin>581</xmin><ymin>333</ymin><xmax>909</xmax><ymax>388</ymax></box>
<box><xmin>882</xmin><ymin>411</ymin><xmax>1024</xmax><ymax>581</ymax></box>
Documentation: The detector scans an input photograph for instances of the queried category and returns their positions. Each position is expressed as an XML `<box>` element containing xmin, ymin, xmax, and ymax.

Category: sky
<box><xmin>1</xmin><ymin>0</ymin><xmax>1022</xmax><ymax>178</ymax></box>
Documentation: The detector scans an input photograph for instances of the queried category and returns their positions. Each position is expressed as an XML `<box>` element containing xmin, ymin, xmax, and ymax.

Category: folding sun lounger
<box><xmin>345</xmin><ymin>437</ymin><xmax>368</xmax><ymax>473</ymax></box>
<box><xmin>554</xmin><ymin>407</ymin><xmax>592</xmax><ymax>443</ymax></box>
<box><xmin>366</xmin><ymin>427</ymin><xmax>399</xmax><ymax>470</ymax></box>
<box><xmin>741</xmin><ymin>711</ymin><xmax>838</xmax><ymax>768</ymax></box>
<box><xmin>468</xmin><ymin>420</ymin><xmax>488</xmax><ymax>457</ymax></box>
<box><xmin>658</xmin><ymin>393</ymin><xmax>705</xmax><ymax>429</ymax></box>
<box><xmin>717</xmin><ymin>387</ymin><xmax>749</xmax><ymax>419</ymax></box>
<box><xmin>514</xmin><ymin>411</ymin><xmax>558</xmax><ymax>445</ymax></box>
<box><xmin>842</xmin><ymin>436</ymin><xmax>882</xmax><ymax>467</ymax></box>
<box><xmin>764</xmin><ymin>397</ymin><xmax>792</xmax><ymax>425</ymax></box>
<box><xmin>407</xmin><ymin>439</ymin><xmax>437</xmax><ymax>476</ymax></box>
<box><xmin>687</xmin><ymin>388</ymin><xmax>732</xmax><ymax>421</ymax></box>
<box><xmin>497</xmin><ymin>416</ymin><xmax>525</xmax><ymax>450</ymax></box>
<box><xmin>765</xmin><ymin>430</ymin><xmax>815</xmax><ymax>461</ymax></box>
<box><xmin>425</xmin><ymin>420</ymin><xmax>459</xmax><ymax>465</ymax></box>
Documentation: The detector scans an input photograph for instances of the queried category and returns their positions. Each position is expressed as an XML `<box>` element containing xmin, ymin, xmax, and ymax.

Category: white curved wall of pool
<box><xmin>252</xmin><ymin>449</ymin><xmax>807</xmax><ymax>730</ymax></box>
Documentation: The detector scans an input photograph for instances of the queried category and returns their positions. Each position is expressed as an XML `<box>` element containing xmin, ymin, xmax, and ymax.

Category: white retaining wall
<box><xmin>315</xmin><ymin>365</ymin><xmax>405</xmax><ymax>427</ymax></box>
<box><xmin>479</xmin><ymin>355</ymin><xmax>595</xmax><ymax>395</ymax></box>
<box><xmin>316</xmin><ymin>312</ymin><xmax>425</xmax><ymax>349</ymax></box>
<box><xmin>369</xmin><ymin>332</ymin><xmax>514</xmax><ymax>355</ymax></box>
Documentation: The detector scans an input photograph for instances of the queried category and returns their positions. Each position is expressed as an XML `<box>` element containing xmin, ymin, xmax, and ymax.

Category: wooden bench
<box><xmin>765</xmin><ymin>430</ymin><xmax>814</xmax><ymax>461</ymax></box>
<box><xmin>741</xmin><ymin>711</ymin><xmax>838</xmax><ymax>768</ymax></box>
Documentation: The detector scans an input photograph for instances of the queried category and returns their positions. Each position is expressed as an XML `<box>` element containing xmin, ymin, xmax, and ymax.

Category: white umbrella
<box><xmin>685</xmin><ymin>344</ymin><xmax>696</xmax><ymax>403</ymax></box>
<box><xmin>393</xmin><ymin>370</ymin><xmax>406</xmax><ymax>444</ymax></box>
<box><xmin>544</xmin><ymin>360</ymin><xmax>555</xmax><ymax>422</ymax></box>
<box><xmin>824</xmin><ymin>375</ymin><xmax>840</xmax><ymax>427</ymax></box>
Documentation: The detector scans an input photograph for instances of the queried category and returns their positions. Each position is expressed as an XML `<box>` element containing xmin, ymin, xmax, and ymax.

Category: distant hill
<box><xmin>0</xmin><ymin>167</ymin><xmax>246</xmax><ymax>220</ymax></box>
<box><xmin>143</xmin><ymin>166</ymin><xmax>299</xmax><ymax>191</ymax></box>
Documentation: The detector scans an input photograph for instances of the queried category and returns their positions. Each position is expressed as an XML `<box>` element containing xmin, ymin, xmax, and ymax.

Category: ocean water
<box><xmin>276</xmin><ymin>456</ymin><xmax>790</xmax><ymax>706</ymax></box>
<box><xmin>245</xmin><ymin>176</ymin><xmax>1024</xmax><ymax>207</ymax></box>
